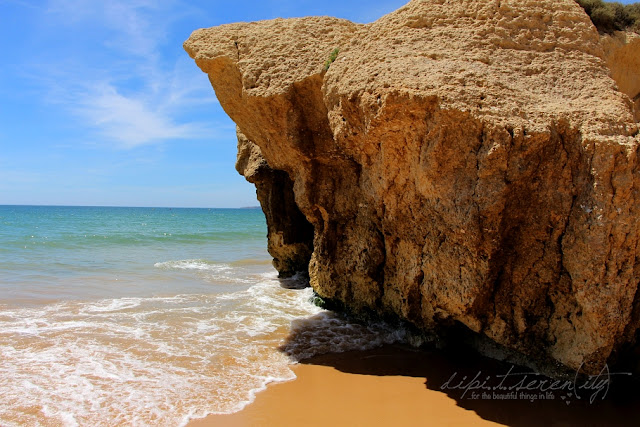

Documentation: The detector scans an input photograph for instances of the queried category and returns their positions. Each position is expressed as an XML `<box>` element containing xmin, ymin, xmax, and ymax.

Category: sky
<box><xmin>0</xmin><ymin>0</ymin><xmax>635</xmax><ymax>208</ymax></box>
<box><xmin>0</xmin><ymin>0</ymin><xmax>407</xmax><ymax>208</ymax></box>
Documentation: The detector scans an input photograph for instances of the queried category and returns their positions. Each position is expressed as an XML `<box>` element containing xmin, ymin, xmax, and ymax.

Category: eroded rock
<box><xmin>186</xmin><ymin>0</ymin><xmax>640</xmax><ymax>373</ymax></box>
<box><xmin>601</xmin><ymin>30</ymin><xmax>640</xmax><ymax>122</ymax></box>
<box><xmin>235</xmin><ymin>129</ymin><xmax>314</xmax><ymax>277</ymax></box>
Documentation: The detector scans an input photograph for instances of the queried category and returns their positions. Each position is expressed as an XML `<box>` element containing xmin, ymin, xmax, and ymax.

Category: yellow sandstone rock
<box><xmin>601</xmin><ymin>30</ymin><xmax>640</xmax><ymax>122</ymax></box>
<box><xmin>185</xmin><ymin>0</ymin><xmax>640</xmax><ymax>374</ymax></box>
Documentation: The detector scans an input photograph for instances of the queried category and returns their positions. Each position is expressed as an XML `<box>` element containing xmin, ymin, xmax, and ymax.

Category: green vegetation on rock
<box><xmin>576</xmin><ymin>0</ymin><xmax>640</xmax><ymax>33</ymax></box>
<box><xmin>323</xmin><ymin>48</ymin><xmax>340</xmax><ymax>71</ymax></box>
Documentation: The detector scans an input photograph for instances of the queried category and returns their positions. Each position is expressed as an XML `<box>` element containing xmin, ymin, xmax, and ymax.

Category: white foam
<box><xmin>154</xmin><ymin>259</ymin><xmax>231</xmax><ymax>272</ymax></box>
<box><xmin>81</xmin><ymin>298</ymin><xmax>142</xmax><ymax>313</ymax></box>
<box><xmin>0</xmin><ymin>276</ymin><xmax>407</xmax><ymax>426</ymax></box>
<box><xmin>154</xmin><ymin>259</ymin><xmax>257</xmax><ymax>286</ymax></box>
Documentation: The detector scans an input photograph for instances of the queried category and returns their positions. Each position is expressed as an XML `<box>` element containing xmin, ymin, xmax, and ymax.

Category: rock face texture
<box><xmin>185</xmin><ymin>0</ymin><xmax>640</xmax><ymax>373</ymax></box>
<box><xmin>601</xmin><ymin>31</ymin><xmax>640</xmax><ymax>122</ymax></box>
<box><xmin>235</xmin><ymin>129</ymin><xmax>314</xmax><ymax>277</ymax></box>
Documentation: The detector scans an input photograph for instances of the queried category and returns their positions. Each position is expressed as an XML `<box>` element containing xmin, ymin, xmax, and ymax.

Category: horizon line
<box><xmin>0</xmin><ymin>204</ymin><xmax>262</xmax><ymax>210</ymax></box>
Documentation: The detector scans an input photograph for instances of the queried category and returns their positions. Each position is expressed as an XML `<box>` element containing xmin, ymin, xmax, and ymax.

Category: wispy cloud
<box><xmin>46</xmin><ymin>0</ymin><xmax>164</xmax><ymax>58</ymax></box>
<box><xmin>75</xmin><ymin>83</ymin><xmax>208</xmax><ymax>149</ymax></box>
<box><xmin>30</xmin><ymin>0</ymin><xmax>218</xmax><ymax>149</ymax></box>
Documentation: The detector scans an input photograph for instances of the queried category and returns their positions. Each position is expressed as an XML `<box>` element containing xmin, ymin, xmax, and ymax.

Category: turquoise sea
<box><xmin>0</xmin><ymin>206</ymin><xmax>403</xmax><ymax>426</ymax></box>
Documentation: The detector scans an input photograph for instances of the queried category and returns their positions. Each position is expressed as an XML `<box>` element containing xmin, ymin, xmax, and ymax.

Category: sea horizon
<box><xmin>0</xmin><ymin>204</ymin><xmax>262</xmax><ymax>210</ymax></box>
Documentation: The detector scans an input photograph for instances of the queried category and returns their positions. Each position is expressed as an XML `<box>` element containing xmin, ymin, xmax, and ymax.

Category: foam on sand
<box><xmin>0</xmin><ymin>272</ymin><xmax>407</xmax><ymax>426</ymax></box>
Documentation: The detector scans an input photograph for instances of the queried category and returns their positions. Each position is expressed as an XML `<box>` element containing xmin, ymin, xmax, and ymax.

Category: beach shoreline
<box><xmin>189</xmin><ymin>343</ymin><xmax>640</xmax><ymax>427</ymax></box>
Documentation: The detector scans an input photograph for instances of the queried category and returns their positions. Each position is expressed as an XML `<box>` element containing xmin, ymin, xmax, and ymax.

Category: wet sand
<box><xmin>189</xmin><ymin>344</ymin><xmax>640</xmax><ymax>427</ymax></box>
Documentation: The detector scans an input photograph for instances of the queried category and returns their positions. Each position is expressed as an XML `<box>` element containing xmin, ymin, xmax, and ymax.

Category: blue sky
<box><xmin>0</xmin><ymin>0</ymin><xmax>635</xmax><ymax>207</ymax></box>
<box><xmin>0</xmin><ymin>0</ymin><xmax>406</xmax><ymax>207</ymax></box>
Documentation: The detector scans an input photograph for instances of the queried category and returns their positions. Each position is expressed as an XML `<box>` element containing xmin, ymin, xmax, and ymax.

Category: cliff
<box><xmin>185</xmin><ymin>0</ymin><xmax>640</xmax><ymax>374</ymax></box>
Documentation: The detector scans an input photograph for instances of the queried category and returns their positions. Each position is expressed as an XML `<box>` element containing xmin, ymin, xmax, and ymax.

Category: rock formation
<box><xmin>235</xmin><ymin>129</ymin><xmax>314</xmax><ymax>277</ymax></box>
<box><xmin>185</xmin><ymin>0</ymin><xmax>640</xmax><ymax>374</ymax></box>
<box><xmin>601</xmin><ymin>30</ymin><xmax>640</xmax><ymax>122</ymax></box>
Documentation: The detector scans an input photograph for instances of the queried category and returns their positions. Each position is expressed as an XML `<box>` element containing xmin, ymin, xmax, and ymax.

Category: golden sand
<box><xmin>190</xmin><ymin>344</ymin><xmax>640</xmax><ymax>426</ymax></box>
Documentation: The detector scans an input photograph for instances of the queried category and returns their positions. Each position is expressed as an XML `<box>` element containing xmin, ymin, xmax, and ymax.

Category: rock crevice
<box><xmin>235</xmin><ymin>130</ymin><xmax>314</xmax><ymax>277</ymax></box>
<box><xmin>186</xmin><ymin>0</ymin><xmax>640</xmax><ymax>373</ymax></box>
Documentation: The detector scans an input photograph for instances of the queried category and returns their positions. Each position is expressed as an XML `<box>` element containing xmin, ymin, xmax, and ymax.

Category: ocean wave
<box><xmin>154</xmin><ymin>259</ymin><xmax>232</xmax><ymax>272</ymax></box>
<box><xmin>81</xmin><ymin>298</ymin><xmax>143</xmax><ymax>313</ymax></box>
<box><xmin>0</xmin><ymin>280</ymin><xmax>314</xmax><ymax>425</ymax></box>
<box><xmin>280</xmin><ymin>312</ymin><xmax>408</xmax><ymax>361</ymax></box>
<box><xmin>0</xmin><ymin>278</ymin><xmax>407</xmax><ymax>426</ymax></box>
<box><xmin>153</xmin><ymin>259</ymin><xmax>267</xmax><ymax>287</ymax></box>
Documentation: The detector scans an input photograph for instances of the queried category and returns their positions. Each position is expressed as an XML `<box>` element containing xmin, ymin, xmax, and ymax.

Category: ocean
<box><xmin>0</xmin><ymin>206</ymin><xmax>404</xmax><ymax>426</ymax></box>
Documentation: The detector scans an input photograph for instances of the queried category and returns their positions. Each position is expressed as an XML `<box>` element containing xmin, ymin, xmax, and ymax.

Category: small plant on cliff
<box><xmin>575</xmin><ymin>0</ymin><xmax>640</xmax><ymax>33</ymax></box>
<box><xmin>323</xmin><ymin>48</ymin><xmax>340</xmax><ymax>71</ymax></box>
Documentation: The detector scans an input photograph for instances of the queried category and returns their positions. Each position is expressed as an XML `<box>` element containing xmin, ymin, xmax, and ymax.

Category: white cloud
<box><xmin>102</xmin><ymin>1</ymin><xmax>162</xmax><ymax>58</ymax></box>
<box><xmin>76</xmin><ymin>83</ymin><xmax>208</xmax><ymax>149</ymax></box>
<box><xmin>35</xmin><ymin>0</ymin><xmax>218</xmax><ymax>149</ymax></box>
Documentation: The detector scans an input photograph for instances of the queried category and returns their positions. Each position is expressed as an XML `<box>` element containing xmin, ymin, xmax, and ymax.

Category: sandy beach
<box><xmin>190</xmin><ymin>344</ymin><xmax>640</xmax><ymax>427</ymax></box>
